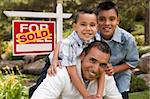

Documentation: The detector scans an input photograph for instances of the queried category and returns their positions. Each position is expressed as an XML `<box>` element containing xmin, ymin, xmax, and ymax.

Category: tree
<box><xmin>144</xmin><ymin>0</ymin><xmax>150</xmax><ymax>45</ymax></box>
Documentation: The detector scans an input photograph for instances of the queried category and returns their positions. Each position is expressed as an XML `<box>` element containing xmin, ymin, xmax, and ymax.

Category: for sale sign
<box><xmin>13</xmin><ymin>20</ymin><xmax>55</xmax><ymax>55</ymax></box>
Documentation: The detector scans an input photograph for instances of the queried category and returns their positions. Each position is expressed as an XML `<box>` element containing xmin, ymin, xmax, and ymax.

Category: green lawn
<box><xmin>129</xmin><ymin>90</ymin><xmax>150</xmax><ymax>99</ymax></box>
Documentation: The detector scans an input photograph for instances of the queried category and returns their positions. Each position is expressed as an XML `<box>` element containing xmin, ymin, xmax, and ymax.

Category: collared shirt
<box><xmin>49</xmin><ymin>31</ymin><xmax>100</xmax><ymax>67</ymax></box>
<box><xmin>99</xmin><ymin>26</ymin><xmax>139</xmax><ymax>93</ymax></box>
<box><xmin>31</xmin><ymin>59</ymin><xmax>122</xmax><ymax>99</ymax></box>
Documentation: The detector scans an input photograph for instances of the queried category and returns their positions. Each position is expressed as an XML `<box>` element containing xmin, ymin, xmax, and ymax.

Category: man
<box><xmin>31</xmin><ymin>41</ymin><xmax>122</xmax><ymax>99</ymax></box>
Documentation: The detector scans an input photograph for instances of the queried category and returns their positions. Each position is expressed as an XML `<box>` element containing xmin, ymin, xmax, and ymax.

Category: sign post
<box><xmin>3</xmin><ymin>1</ymin><xmax>72</xmax><ymax>55</ymax></box>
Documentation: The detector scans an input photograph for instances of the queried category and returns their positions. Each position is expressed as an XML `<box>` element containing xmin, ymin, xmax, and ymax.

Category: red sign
<box><xmin>13</xmin><ymin>20</ymin><xmax>55</xmax><ymax>55</ymax></box>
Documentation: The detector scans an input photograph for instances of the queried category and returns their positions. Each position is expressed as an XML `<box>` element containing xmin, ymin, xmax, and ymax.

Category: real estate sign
<box><xmin>13</xmin><ymin>20</ymin><xmax>55</xmax><ymax>55</ymax></box>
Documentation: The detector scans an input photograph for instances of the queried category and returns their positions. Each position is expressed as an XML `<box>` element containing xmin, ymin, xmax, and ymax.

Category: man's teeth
<box><xmin>89</xmin><ymin>71</ymin><xmax>95</xmax><ymax>76</ymax></box>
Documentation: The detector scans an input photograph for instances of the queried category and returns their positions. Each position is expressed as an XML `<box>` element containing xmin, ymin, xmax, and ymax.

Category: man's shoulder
<box><xmin>47</xmin><ymin>67</ymin><xmax>69</xmax><ymax>79</ymax></box>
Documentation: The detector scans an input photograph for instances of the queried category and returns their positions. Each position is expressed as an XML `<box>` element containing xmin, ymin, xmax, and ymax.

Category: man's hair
<box><xmin>83</xmin><ymin>41</ymin><xmax>111</xmax><ymax>55</ymax></box>
<box><xmin>96</xmin><ymin>1</ymin><xmax>118</xmax><ymax>17</ymax></box>
<box><xmin>73</xmin><ymin>7</ymin><xmax>97</xmax><ymax>23</ymax></box>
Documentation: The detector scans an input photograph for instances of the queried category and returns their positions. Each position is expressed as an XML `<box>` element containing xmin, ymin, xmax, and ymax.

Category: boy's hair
<box><xmin>73</xmin><ymin>7</ymin><xmax>97</xmax><ymax>23</ymax></box>
<box><xmin>83</xmin><ymin>41</ymin><xmax>111</xmax><ymax>56</ymax></box>
<box><xmin>96</xmin><ymin>1</ymin><xmax>118</xmax><ymax>16</ymax></box>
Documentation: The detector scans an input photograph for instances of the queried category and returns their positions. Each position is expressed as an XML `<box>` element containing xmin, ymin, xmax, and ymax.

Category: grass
<box><xmin>129</xmin><ymin>90</ymin><xmax>150</xmax><ymax>99</ymax></box>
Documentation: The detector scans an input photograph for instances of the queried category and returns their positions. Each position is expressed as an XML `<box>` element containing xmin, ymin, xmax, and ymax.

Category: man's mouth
<box><xmin>89</xmin><ymin>70</ymin><xmax>97</xmax><ymax>78</ymax></box>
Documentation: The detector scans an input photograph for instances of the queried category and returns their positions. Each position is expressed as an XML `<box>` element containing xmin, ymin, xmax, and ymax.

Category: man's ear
<box><xmin>80</xmin><ymin>52</ymin><xmax>86</xmax><ymax>60</ymax></box>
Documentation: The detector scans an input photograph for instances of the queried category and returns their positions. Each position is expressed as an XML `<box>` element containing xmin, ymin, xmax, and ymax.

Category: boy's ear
<box><xmin>117</xmin><ymin>17</ymin><xmax>120</xmax><ymax>25</ymax></box>
<box><xmin>73</xmin><ymin>23</ymin><xmax>76</xmax><ymax>30</ymax></box>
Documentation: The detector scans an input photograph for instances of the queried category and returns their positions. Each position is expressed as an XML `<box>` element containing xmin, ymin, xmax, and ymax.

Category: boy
<box><xmin>48</xmin><ymin>8</ymin><xmax>104</xmax><ymax>99</ymax></box>
<box><xmin>96</xmin><ymin>1</ymin><xmax>139</xmax><ymax>99</ymax></box>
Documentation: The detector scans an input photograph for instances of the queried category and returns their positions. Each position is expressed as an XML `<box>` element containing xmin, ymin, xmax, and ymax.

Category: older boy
<box><xmin>96</xmin><ymin>1</ymin><xmax>139</xmax><ymax>99</ymax></box>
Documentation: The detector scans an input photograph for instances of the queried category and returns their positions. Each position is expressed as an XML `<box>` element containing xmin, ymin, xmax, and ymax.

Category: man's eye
<box><xmin>90</xmin><ymin>58</ymin><xmax>97</xmax><ymax>63</ymax></box>
<box><xmin>99</xmin><ymin>63</ymin><xmax>107</xmax><ymax>67</ymax></box>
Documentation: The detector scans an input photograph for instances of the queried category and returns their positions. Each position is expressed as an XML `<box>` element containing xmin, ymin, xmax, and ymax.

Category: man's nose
<box><xmin>91</xmin><ymin>64</ymin><xmax>99</xmax><ymax>72</ymax></box>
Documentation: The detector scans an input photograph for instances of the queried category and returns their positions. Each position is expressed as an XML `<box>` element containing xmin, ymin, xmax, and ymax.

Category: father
<box><xmin>31</xmin><ymin>41</ymin><xmax>122</xmax><ymax>99</ymax></box>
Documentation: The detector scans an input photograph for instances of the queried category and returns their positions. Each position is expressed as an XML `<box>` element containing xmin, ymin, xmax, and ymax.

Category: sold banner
<box><xmin>13</xmin><ymin>20</ymin><xmax>55</xmax><ymax>55</ymax></box>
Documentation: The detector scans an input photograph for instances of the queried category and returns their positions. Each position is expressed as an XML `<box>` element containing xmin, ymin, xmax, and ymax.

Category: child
<box><xmin>96</xmin><ymin>1</ymin><xmax>139</xmax><ymax>99</ymax></box>
<box><xmin>48</xmin><ymin>8</ymin><xmax>104</xmax><ymax>99</ymax></box>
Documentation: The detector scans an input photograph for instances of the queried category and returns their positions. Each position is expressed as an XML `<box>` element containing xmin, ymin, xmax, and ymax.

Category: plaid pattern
<box><xmin>59</xmin><ymin>31</ymin><xmax>100</xmax><ymax>67</ymax></box>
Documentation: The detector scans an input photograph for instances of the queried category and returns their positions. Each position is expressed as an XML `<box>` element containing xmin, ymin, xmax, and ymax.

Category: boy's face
<box><xmin>97</xmin><ymin>9</ymin><xmax>119</xmax><ymax>40</ymax></box>
<box><xmin>80</xmin><ymin>47</ymin><xmax>109</xmax><ymax>80</ymax></box>
<box><xmin>73</xmin><ymin>13</ymin><xmax>97</xmax><ymax>42</ymax></box>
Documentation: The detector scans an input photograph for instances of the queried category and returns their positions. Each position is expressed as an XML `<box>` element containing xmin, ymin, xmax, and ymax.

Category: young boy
<box><xmin>48</xmin><ymin>8</ymin><xmax>105</xmax><ymax>99</ymax></box>
<box><xmin>96</xmin><ymin>1</ymin><xmax>139</xmax><ymax>99</ymax></box>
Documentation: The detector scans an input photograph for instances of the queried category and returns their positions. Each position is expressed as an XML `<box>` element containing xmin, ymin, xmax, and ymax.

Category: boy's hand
<box><xmin>104</xmin><ymin>63</ymin><xmax>114</xmax><ymax>76</ymax></box>
<box><xmin>47</xmin><ymin>60</ymin><xmax>60</xmax><ymax>76</ymax></box>
<box><xmin>84</xmin><ymin>95</ymin><xmax>99</xmax><ymax>99</ymax></box>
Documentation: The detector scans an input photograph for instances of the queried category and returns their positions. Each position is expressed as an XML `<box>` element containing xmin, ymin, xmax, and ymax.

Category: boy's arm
<box><xmin>48</xmin><ymin>42</ymin><xmax>61</xmax><ymax>75</ymax></box>
<box><xmin>66</xmin><ymin>66</ymin><xmax>90</xmax><ymax>98</ymax></box>
<box><xmin>96</xmin><ymin>67</ymin><xmax>105</xmax><ymax>99</ymax></box>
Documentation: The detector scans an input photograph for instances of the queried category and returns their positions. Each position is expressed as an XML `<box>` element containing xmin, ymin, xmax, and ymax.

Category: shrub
<box><xmin>0</xmin><ymin>66</ymin><xmax>28</xmax><ymax>99</ymax></box>
<box><xmin>130</xmin><ymin>75</ymin><xmax>148</xmax><ymax>93</ymax></box>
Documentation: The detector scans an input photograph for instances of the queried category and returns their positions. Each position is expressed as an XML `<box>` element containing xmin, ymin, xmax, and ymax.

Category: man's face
<box><xmin>80</xmin><ymin>47</ymin><xmax>110</xmax><ymax>80</ymax></box>
<box><xmin>73</xmin><ymin>13</ymin><xmax>97</xmax><ymax>42</ymax></box>
<box><xmin>98</xmin><ymin>9</ymin><xmax>119</xmax><ymax>40</ymax></box>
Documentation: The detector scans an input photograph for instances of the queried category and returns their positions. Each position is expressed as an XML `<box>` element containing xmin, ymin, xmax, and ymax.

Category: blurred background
<box><xmin>0</xmin><ymin>0</ymin><xmax>149</xmax><ymax>99</ymax></box>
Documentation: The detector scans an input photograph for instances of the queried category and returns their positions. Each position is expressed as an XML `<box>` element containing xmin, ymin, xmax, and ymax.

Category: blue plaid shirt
<box><xmin>99</xmin><ymin>26</ymin><xmax>139</xmax><ymax>93</ymax></box>
<box><xmin>49</xmin><ymin>31</ymin><xmax>100</xmax><ymax>67</ymax></box>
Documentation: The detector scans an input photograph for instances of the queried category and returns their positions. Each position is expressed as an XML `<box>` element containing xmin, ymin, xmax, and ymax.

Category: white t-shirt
<box><xmin>31</xmin><ymin>59</ymin><xmax>122</xmax><ymax>99</ymax></box>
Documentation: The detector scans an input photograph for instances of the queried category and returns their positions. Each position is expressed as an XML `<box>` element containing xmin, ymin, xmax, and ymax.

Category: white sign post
<box><xmin>3</xmin><ymin>1</ymin><xmax>72</xmax><ymax>55</ymax></box>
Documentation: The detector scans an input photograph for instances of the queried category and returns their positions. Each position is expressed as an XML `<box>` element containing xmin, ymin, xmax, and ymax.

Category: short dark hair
<box><xmin>73</xmin><ymin>7</ymin><xmax>97</xmax><ymax>23</ymax></box>
<box><xmin>83</xmin><ymin>41</ymin><xmax>111</xmax><ymax>56</ymax></box>
<box><xmin>96</xmin><ymin>1</ymin><xmax>118</xmax><ymax>16</ymax></box>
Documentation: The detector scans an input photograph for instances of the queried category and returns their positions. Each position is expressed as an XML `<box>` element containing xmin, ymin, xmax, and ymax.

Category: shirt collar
<box><xmin>111</xmin><ymin>26</ymin><xmax>122</xmax><ymax>43</ymax></box>
<box><xmin>72</xmin><ymin>31</ymin><xmax>95</xmax><ymax>47</ymax></box>
<box><xmin>99</xmin><ymin>26</ymin><xmax>122</xmax><ymax>43</ymax></box>
<box><xmin>72</xmin><ymin>31</ymin><xmax>83</xmax><ymax>47</ymax></box>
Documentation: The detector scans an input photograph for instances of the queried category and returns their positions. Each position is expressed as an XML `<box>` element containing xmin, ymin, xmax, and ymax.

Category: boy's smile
<box><xmin>98</xmin><ymin>9</ymin><xmax>119</xmax><ymax>40</ymax></box>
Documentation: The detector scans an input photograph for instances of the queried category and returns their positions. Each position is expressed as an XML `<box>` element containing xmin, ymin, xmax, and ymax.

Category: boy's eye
<box><xmin>90</xmin><ymin>24</ymin><xmax>96</xmax><ymax>27</ymax></box>
<box><xmin>98</xmin><ymin>17</ymin><xmax>105</xmax><ymax>21</ymax></box>
<box><xmin>109</xmin><ymin>16</ymin><xmax>116</xmax><ymax>21</ymax></box>
<box><xmin>80</xmin><ymin>23</ymin><xmax>86</xmax><ymax>26</ymax></box>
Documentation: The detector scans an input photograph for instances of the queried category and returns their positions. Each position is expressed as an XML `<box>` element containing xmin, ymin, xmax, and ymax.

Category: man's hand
<box><xmin>104</xmin><ymin>63</ymin><xmax>114</xmax><ymax>76</ymax></box>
